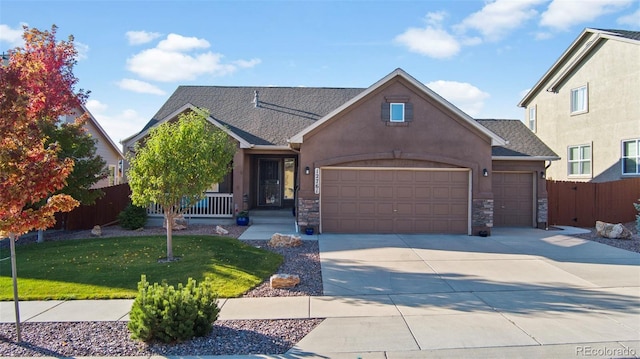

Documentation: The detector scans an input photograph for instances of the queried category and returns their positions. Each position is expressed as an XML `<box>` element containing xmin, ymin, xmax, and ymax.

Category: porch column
<box><xmin>232</xmin><ymin>149</ymin><xmax>245</xmax><ymax>215</ymax></box>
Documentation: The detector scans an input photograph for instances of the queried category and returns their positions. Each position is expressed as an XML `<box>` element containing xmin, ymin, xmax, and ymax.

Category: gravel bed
<box><xmin>0</xmin><ymin>224</ymin><xmax>323</xmax><ymax>357</ymax></box>
<box><xmin>570</xmin><ymin>221</ymin><xmax>640</xmax><ymax>254</ymax></box>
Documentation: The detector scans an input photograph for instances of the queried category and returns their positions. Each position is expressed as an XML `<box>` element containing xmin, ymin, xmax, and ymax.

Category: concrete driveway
<box><xmin>291</xmin><ymin>227</ymin><xmax>640</xmax><ymax>358</ymax></box>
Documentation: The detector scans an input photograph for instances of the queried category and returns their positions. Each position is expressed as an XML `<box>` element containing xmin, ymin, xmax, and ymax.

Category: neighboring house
<box><xmin>60</xmin><ymin>105</ymin><xmax>125</xmax><ymax>188</ymax></box>
<box><xmin>519</xmin><ymin>28</ymin><xmax>640</xmax><ymax>182</ymax></box>
<box><xmin>123</xmin><ymin>68</ymin><xmax>558</xmax><ymax>235</ymax></box>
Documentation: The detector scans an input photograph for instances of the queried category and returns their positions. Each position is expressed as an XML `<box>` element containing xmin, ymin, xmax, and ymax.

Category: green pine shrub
<box><xmin>128</xmin><ymin>275</ymin><xmax>220</xmax><ymax>343</ymax></box>
<box><xmin>118</xmin><ymin>203</ymin><xmax>148</xmax><ymax>230</ymax></box>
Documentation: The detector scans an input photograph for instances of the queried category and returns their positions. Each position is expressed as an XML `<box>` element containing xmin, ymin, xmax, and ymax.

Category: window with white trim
<box><xmin>568</xmin><ymin>144</ymin><xmax>591</xmax><ymax>176</ymax></box>
<box><xmin>390</xmin><ymin>103</ymin><xmax>405</xmax><ymax>122</ymax></box>
<box><xmin>528</xmin><ymin>106</ymin><xmax>536</xmax><ymax>131</ymax></box>
<box><xmin>570</xmin><ymin>85</ymin><xmax>588</xmax><ymax>114</ymax></box>
<box><xmin>622</xmin><ymin>139</ymin><xmax>639</xmax><ymax>175</ymax></box>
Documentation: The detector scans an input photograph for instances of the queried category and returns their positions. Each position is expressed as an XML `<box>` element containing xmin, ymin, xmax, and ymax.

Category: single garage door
<box><xmin>321</xmin><ymin>168</ymin><xmax>470</xmax><ymax>234</ymax></box>
<box><xmin>493</xmin><ymin>172</ymin><xmax>534</xmax><ymax>227</ymax></box>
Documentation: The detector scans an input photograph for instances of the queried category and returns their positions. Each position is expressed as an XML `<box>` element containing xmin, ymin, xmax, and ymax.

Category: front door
<box><xmin>258</xmin><ymin>159</ymin><xmax>282</xmax><ymax>206</ymax></box>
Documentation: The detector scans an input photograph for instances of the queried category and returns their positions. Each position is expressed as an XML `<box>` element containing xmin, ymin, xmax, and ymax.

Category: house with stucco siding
<box><xmin>123</xmin><ymin>68</ymin><xmax>558</xmax><ymax>235</ymax></box>
<box><xmin>519</xmin><ymin>28</ymin><xmax>640</xmax><ymax>183</ymax></box>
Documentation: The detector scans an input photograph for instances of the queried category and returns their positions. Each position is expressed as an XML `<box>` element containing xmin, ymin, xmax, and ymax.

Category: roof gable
<box><xmin>289</xmin><ymin>68</ymin><xmax>506</xmax><ymax>146</ymax></box>
<box><xmin>519</xmin><ymin>28</ymin><xmax>640</xmax><ymax>107</ymax></box>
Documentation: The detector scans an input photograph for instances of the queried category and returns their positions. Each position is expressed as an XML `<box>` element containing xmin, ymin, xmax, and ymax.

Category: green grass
<box><xmin>0</xmin><ymin>235</ymin><xmax>283</xmax><ymax>300</ymax></box>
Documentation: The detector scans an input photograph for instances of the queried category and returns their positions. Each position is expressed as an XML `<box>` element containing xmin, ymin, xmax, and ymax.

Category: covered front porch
<box><xmin>146</xmin><ymin>151</ymin><xmax>299</xmax><ymax>223</ymax></box>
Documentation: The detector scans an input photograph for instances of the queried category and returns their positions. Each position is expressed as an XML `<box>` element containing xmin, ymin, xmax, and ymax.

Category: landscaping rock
<box><xmin>595</xmin><ymin>220</ymin><xmax>632</xmax><ymax>239</ymax></box>
<box><xmin>216</xmin><ymin>225</ymin><xmax>229</xmax><ymax>235</ymax></box>
<box><xmin>268</xmin><ymin>233</ymin><xmax>302</xmax><ymax>247</ymax></box>
<box><xmin>270</xmin><ymin>274</ymin><xmax>300</xmax><ymax>289</ymax></box>
<box><xmin>164</xmin><ymin>215</ymin><xmax>187</xmax><ymax>230</ymax></box>
<box><xmin>90</xmin><ymin>225</ymin><xmax>102</xmax><ymax>237</ymax></box>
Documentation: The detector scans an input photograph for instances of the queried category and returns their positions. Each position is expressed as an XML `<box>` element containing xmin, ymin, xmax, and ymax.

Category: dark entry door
<box><xmin>258</xmin><ymin>159</ymin><xmax>281</xmax><ymax>206</ymax></box>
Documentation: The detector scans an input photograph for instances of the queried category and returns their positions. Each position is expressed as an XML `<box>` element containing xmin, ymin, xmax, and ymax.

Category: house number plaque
<box><xmin>314</xmin><ymin>168</ymin><xmax>320</xmax><ymax>194</ymax></box>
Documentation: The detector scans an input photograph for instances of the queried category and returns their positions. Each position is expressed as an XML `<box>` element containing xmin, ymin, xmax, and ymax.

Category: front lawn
<box><xmin>0</xmin><ymin>235</ymin><xmax>283</xmax><ymax>300</ymax></box>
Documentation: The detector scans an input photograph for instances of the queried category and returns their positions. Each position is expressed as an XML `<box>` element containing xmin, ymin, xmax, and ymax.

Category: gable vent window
<box><xmin>381</xmin><ymin>98</ymin><xmax>413</xmax><ymax>126</ymax></box>
<box><xmin>390</xmin><ymin>103</ymin><xmax>405</xmax><ymax>122</ymax></box>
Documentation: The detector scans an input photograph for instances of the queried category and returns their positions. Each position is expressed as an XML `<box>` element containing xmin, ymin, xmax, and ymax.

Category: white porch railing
<box><xmin>147</xmin><ymin>193</ymin><xmax>234</xmax><ymax>218</ymax></box>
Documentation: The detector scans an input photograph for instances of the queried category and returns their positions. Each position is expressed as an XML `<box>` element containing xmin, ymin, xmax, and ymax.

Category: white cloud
<box><xmin>75</xmin><ymin>41</ymin><xmax>89</xmax><ymax>61</ymax></box>
<box><xmin>157</xmin><ymin>33</ymin><xmax>210</xmax><ymax>52</ymax></box>
<box><xmin>126</xmin><ymin>30</ymin><xmax>162</xmax><ymax>45</ymax></box>
<box><xmin>540</xmin><ymin>0</ymin><xmax>635</xmax><ymax>30</ymax></box>
<box><xmin>0</xmin><ymin>24</ymin><xmax>25</xmax><ymax>47</ymax></box>
<box><xmin>116</xmin><ymin>78</ymin><xmax>166</xmax><ymax>95</ymax></box>
<box><xmin>395</xmin><ymin>11</ymin><xmax>460</xmax><ymax>59</ymax></box>
<box><xmin>617</xmin><ymin>8</ymin><xmax>640</xmax><ymax>26</ymax></box>
<box><xmin>426</xmin><ymin>80</ymin><xmax>490</xmax><ymax>116</ymax></box>
<box><xmin>456</xmin><ymin>0</ymin><xmax>546</xmax><ymax>41</ymax></box>
<box><xmin>233</xmin><ymin>58</ymin><xmax>262</xmax><ymax>68</ymax></box>
<box><xmin>126</xmin><ymin>33</ymin><xmax>260</xmax><ymax>82</ymax></box>
<box><xmin>394</xmin><ymin>27</ymin><xmax>460</xmax><ymax>59</ymax></box>
<box><xmin>86</xmin><ymin>99</ymin><xmax>149</xmax><ymax>144</ymax></box>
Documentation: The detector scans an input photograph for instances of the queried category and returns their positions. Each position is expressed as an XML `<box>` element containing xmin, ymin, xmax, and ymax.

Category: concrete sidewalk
<box><xmin>1</xmin><ymin>224</ymin><xmax>639</xmax><ymax>358</ymax></box>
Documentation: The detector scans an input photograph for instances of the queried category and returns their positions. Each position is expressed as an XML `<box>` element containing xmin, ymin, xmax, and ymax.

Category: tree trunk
<box><xmin>165</xmin><ymin>212</ymin><xmax>174</xmax><ymax>260</ymax></box>
<box><xmin>9</xmin><ymin>233</ymin><xmax>21</xmax><ymax>342</ymax></box>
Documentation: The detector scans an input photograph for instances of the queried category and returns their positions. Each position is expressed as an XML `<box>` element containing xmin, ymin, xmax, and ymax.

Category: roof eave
<box><xmin>492</xmin><ymin>156</ymin><xmax>560</xmax><ymax>161</ymax></box>
<box><xmin>518</xmin><ymin>28</ymin><xmax>640</xmax><ymax>107</ymax></box>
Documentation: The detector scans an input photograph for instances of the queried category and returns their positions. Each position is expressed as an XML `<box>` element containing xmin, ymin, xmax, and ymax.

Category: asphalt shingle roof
<box><xmin>476</xmin><ymin>119</ymin><xmax>559</xmax><ymax>158</ymax></box>
<box><xmin>148</xmin><ymin>86</ymin><xmax>365</xmax><ymax>146</ymax></box>
<box><xmin>594</xmin><ymin>28</ymin><xmax>640</xmax><ymax>41</ymax></box>
<box><xmin>139</xmin><ymin>87</ymin><xmax>557</xmax><ymax>159</ymax></box>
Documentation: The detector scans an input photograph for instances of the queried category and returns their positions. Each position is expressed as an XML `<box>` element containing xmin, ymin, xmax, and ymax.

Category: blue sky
<box><xmin>1</xmin><ymin>0</ymin><xmax>638</xmax><ymax>146</ymax></box>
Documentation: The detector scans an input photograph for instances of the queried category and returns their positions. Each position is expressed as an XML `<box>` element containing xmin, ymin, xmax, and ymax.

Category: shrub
<box><xmin>128</xmin><ymin>275</ymin><xmax>220</xmax><ymax>343</ymax></box>
<box><xmin>118</xmin><ymin>203</ymin><xmax>148</xmax><ymax>230</ymax></box>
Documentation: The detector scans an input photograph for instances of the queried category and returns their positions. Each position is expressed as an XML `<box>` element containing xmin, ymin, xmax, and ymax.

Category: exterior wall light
<box><xmin>305</xmin><ymin>166</ymin><xmax>310</xmax><ymax>175</ymax></box>
<box><xmin>483</xmin><ymin>168</ymin><xmax>488</xmax><ymax>177</ymax></box>
<box><xmin>541</xmin><ymin>171</ymin><xmax>546</xmax><ymax>179</ymax></box>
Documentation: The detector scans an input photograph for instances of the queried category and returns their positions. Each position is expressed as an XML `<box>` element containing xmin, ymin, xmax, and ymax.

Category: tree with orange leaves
<box><xmin>0</xmin><ymin>25</ymin><xmax>86</xmax><ymax>341</ymax></box>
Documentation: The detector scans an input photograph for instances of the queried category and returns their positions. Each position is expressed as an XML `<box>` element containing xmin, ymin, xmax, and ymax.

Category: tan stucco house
<box><xmin>519</xmin><ymin>28</ymin><xmax>640</xmax><ymax>182</ymax></box>
<box><xmin>123</xmin><ymin>68</ymin><xmax>558</xmax><ymax>235</ymax></box>
<box><xmin>61</xmin><ymin>105</ymin><xmax>125</xmax><ymax>188</ymax></box>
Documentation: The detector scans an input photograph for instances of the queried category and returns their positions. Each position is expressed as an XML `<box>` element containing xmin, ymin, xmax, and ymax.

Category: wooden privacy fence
<box><xmin>54</xmin><ymin>183</ymin><xmax>131</xmax><ymax>230</ymax></box>
<box><xmin>547</xmin><ymin>178</ymin><xmax>640</xmax><ymax>227</ymax></box>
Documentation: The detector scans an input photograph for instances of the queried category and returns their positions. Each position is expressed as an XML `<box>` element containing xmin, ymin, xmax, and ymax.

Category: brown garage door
<box><xmin>493</xmin><ymin>172</ymin><xmax>534</xmax><ymax>227</ymax></box>
<box><xmin>321</xmin><ymin>168</ymin><xmax>469</xmax><ymax>234</ymax></box>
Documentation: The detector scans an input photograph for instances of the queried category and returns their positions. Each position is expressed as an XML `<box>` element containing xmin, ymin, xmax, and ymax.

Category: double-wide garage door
<box><xmin>321</xmin><ymin>168</ymin><xmax>469</xmax><ymax>234</ymax></box>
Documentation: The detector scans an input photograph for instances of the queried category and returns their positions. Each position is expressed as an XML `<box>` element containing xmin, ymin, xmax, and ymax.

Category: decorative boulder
<box><xmin>595</xmin><ymin>221</ymin><xmax>632</xmax><ymax>239</ymax></box>
<box><xmin>268</xmin><ymin>233</ymin><xmax>302</xmax><ymax>247</ymax></box>
<box><xmin>164</xmin><ymin>215</ymin><xmax>187</xmax><ymax>230</ymax></box>
<box><xmin>215</xmin><ymin>225</ymin><xmax>229</xmax><ymax>235</ymax></box>
<box><xmin>91</xmin><ymin>225</ymin><xmax>102</xmax><ymax>237</ymax></box>
<box><xmin>270</xmin><ymin>274</ymin><xmax>300</xmax><ymax>289</ymax></box>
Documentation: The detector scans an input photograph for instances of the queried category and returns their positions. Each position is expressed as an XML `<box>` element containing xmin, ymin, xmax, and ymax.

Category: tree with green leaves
<box><xmin>127</xmin><ymin>109</ymin><xmax>236</xmax><ymax>260</ymax></box>
<box><xmin>40</xmin><ymin>115</ymin><xmax>107</xmax><ymax>231</ymax></box>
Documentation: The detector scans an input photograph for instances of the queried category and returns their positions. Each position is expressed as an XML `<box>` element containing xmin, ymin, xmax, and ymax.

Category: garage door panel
<box><xmin>377</xmin><ymin>187</ymin><xmax>394</xmax><ymax>198</ymax></box>
<box><xmin>358</xmin><ymin>186</ymin><xmax>376</xmax><ymax>198</ymax></box>
<box><xmin>321</xmin><ymin>169</ymin><xmax>469</xmax><ymax>233</ymax></box>
<box><xmin>396</xmin><ymin>186</ymin><xmax>414</xmax><ymax>198</ymax></box>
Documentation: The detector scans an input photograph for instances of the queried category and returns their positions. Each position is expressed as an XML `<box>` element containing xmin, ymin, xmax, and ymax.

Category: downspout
<box><xmin>289</xmin><ymin>145</ymin><xmax>301</xmax><ymax>232</ymax></box>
